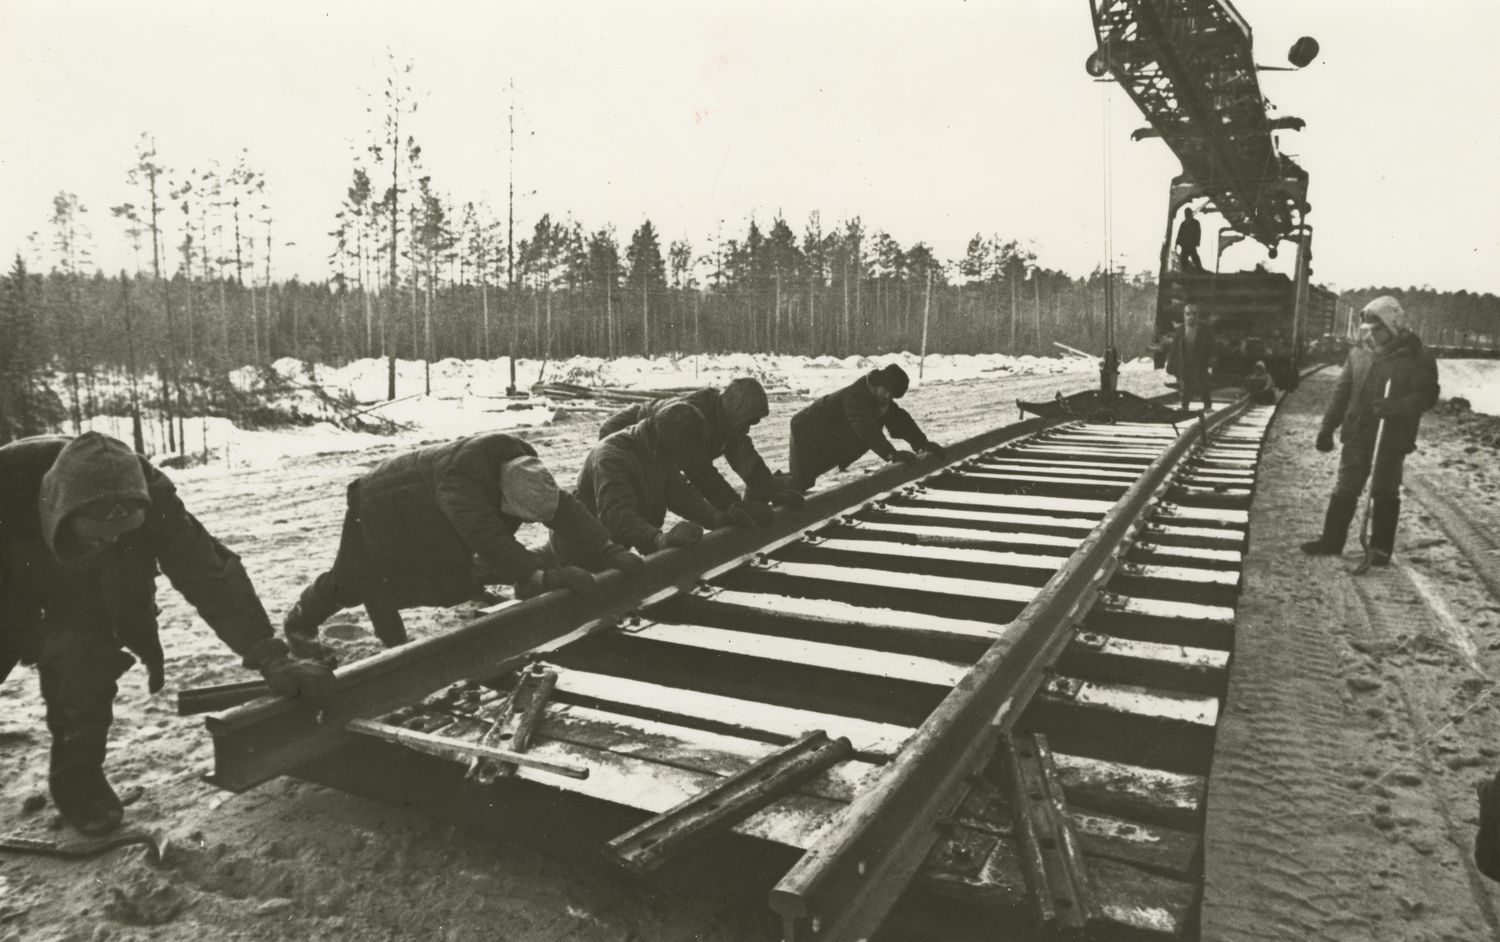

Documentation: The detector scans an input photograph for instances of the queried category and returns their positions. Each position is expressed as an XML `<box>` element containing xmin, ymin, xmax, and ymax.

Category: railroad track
<box><xmin>205</xmin><ymin>396</ymin><xmax>1280</xmax><ymax>941</ymax></box>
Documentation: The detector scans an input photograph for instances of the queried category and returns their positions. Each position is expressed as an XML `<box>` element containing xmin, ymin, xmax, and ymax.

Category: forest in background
<box><xmin>2</xmin><ymin>55</ymin><xmax>1496</xmax><ymax>449</ymax></box>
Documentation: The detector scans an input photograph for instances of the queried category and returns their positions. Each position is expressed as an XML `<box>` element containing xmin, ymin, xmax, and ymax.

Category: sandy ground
<box><xmin>0</xmin><ymin>368</ymin><xmax>1173</xmax><ymax>942</ymax></box>
<box><xmin>1202</xmin><ymin>368</ymin><xmax>1500</xmax><ymax>942</ymax></box>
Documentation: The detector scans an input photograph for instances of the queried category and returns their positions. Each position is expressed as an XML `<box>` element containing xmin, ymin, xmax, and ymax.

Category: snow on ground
<box><xmin>86</xmin><ymin>351</ymin><xmax>1151</xmax><ymax>477</ymax></box>
<box><xmin>1435</xmin><ymin>358</ymin><xmax>1500</xmax><ymax>416</ymax></box>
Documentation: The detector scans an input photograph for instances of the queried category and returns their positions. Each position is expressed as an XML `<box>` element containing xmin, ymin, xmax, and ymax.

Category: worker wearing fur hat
<box><xmin>579</xmin><ymin>401</ymin><xmax>762</xmax><ymax>554</ymax></box>
<box><xmin>1300</xmin><ymin>296</ymin><xmax>1439</xmax><ymax>566</ymax></box>
<box><xmin>784</xmin><ymin>364</ymin><xmax>943</xmax><ymax>492</ymax></box>
<box><xmin>283</xmin><ymin>434</ymin><xmax>643</xmax><ymax>663</ymax></box>
<box><xmin>0</xmin><ymin>432</ymin><xmax>333</xmax><ymax>836</ymax></box>
<box><xmin>597</xmin><ymin>377</ymin><xmax>802</xmax><ymax>522</ymax></box>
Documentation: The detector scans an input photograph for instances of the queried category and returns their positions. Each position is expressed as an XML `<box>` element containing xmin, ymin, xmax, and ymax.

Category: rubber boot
<box><xmin>49</xmin><ymin>727</ymin><xmax>122</xmax><ymax>836</ymax></box>
<box><xmin>1369</xmin><ymin>497</ymin><xmax>1400</xmax><ymax>567</ymax></box>
<box><xmin>1300</xmin><ymin>494</ymin><xmax>1359</xmax><ymax>555</ymax></box>
<box><xmin>1477</xmin><ymin>769</ymin><xmax>1500</xmax><ymax>881</ymax></box>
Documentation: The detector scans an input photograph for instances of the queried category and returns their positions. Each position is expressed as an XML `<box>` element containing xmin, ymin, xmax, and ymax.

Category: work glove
<box><xmin>286</xmin><ymin>634</ymin><xmax>340</xmax><ymax>671</ymax></box>
<box><xmin>918</xmin><ymin>443</ymin><xmax>946</xmax><ymax>463</ymax></box>
<box><xmin>653</xmin><ymin>521</ymin><xmax>704</xmax><ymax>550</ymax></box>
<box><xmin>769</xmin><ymin>487</ymin><xmax>805</xmax><ymax>510</ymax></box>
<box><xmin>601</xmin><ymin>544</ymin><xmax>647</xmax><ymax>576</ymax></box>
<box><xmin>887</xmin><ymin>450</ymin><xmax>918</xmax><ymax>465</ymax></box>
<box><xmin>1315</xmin><ymin>428</ymin><xmax>1335</xmax><ymax>453</ymax></box>
<box><xmin>712</xmin><ymin>505</ymin><xmax>756</xmax><ymax>529</ymax></box>
<box><xmin>516</xmin><ymin>566</ymin><xmax>599</xmax><ymax>600</ymax></box>
<box><xmin>734</xmin><ymin>500</ymin><xmax>776</xmax><ymax>527</ymax></box>
<box><xmin>251</xmin><ymin>639</ymin><xmax>335</xmax><ymax>705</ymax></box>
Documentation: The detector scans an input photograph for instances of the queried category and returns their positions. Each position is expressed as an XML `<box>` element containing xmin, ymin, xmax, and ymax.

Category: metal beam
<box><xmin>767</xmin><ymin>396</ymin><xmax>1252</xmax><ymax>942</ymax></box>
<box><xmin>205</xmin><ymin>413</ymin><xmax>1058</xmax><ymax>792</ymax></box>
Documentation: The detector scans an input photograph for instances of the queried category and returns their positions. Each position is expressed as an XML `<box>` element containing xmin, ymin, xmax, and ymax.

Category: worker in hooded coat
<box><xmin>283</xmin><ymin>434</ymin><xmax>643</xmax><ymax>662</ymax></box>
<box><xmin>0</xmin><ymin>432</ymin><xmax>332</xmax><ymax>836</ymax></box>
<box><xmin>597</xmin><ymin>377</ymin><xmax>802</xmax><ymax>522</ymax></box>
<box><xmin>1300</xmin><ymin>296</ymin><xmax>1439</xmax><ymax>565</ymax></box>
<box><xmin>578</xmin><ymin>401</ymin><xmax>758</xmax><ymax>554</ymax></box>
<box><xmin>785</xmin><ymin>364</ymin><xmax>942</xmax><ymax>491</ymax></box>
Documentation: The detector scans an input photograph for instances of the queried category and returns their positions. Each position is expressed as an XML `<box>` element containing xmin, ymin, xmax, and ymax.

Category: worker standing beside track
<box><xmin>0</xmin><ymin>432</ymin><xmax>333</xmax><ymax>836</ymax></box>
<box><xmin>1299</xmin><ymin>296</ymin><xmax>1439</xmax><ymax>566</ymax></box>
<box><xmin>283</xmin><ymin>434</ymin><xmax>644</xmax><ymax>662</ymax></box>
<box><xmin>596</xmin><ymin>377</ymin><xmax>803</xmax><ymax>519</ymax></box>
<box><xmin>579</xmin><ymin>401</ymin><xmax>761</xmax><ymax>554</ymax></box>
<box><xmin>784</xmin><ymin>364</ymin><xmax>943</xmax><ymax>492</ymax></box>
<box><xmin>1168</xmin><ymin>304</ymin><xmax>1216</xmax><ymax>411</ymax></box>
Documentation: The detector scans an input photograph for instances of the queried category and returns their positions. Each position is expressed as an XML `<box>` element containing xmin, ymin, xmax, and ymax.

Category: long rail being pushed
<box><xmin>206</xmin><ymin>393</ymin><xmax>1270</xmax><ymax>941</ymax></box>
<box><xmin>206</xmin><ymin>411</ymin><xmax>1057</xmax><ymax>791</ymax></box>
<box><xmin>770</xmin><ymin>396</ymin><xmax>1250</xmax><ymax>940</ymax></box>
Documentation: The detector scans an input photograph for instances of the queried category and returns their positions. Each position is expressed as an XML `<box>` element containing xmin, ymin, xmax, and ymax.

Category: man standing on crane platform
<box><xmin>1176</xmin><ymin>207</ymin><xmax>1204</xmax><ymax>273</ymax></box>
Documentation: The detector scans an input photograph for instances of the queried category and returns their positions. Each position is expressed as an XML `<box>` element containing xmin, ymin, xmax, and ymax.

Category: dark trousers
<box><xmin>35</xmin><ymin>621</ymin><xmax>134</xmax><ymax>784</ymax></box>
<box><xmin>787</xmin><ymin>414</ymin><xmax>865</xmax><ymax>491</ymax></box>
<box><xmin>1179</xmin><ymin>245</ymin><xmax>1203</xmax><ymax>273</ymax></box>
<box><xmin>290</xmin><ymin>501</ymin><xmax>406</xmax><ymax>646</ymax></box>
<box><xmin>1333</xmin><ymin>435</ymin><xmax>1406</xmax><ymax>501</ymax></box>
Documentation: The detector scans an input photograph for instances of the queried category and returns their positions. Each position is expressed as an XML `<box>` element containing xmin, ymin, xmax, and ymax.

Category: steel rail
<box><xmin>206</xmin><ymin>411</ymin><xmax>1071</xmax><ymax>791</ymax></box>
<box><xmin>768</xmin><ymin>394</ymin><xmax>1253</xmax><ymax>942</ymax></box>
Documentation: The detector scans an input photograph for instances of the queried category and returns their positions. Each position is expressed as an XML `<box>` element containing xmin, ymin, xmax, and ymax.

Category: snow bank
<box><xmin>1436</xmin><ymin>359</ymin><xmax>1500</xmax><ymax>417</ymax></box>
<box><xmin>77</xmin><ymin>351</ymin><xmax>1152</xmax><ymax>476</ymax></box>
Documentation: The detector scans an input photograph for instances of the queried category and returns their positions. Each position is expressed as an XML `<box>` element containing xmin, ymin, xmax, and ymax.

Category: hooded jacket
<box><xmin>1321</xmin><ymin>328</ymin><xmax>1439</xmax><ymax>454</ymax></box>
<box><xmin>791</xmin><ymin>370</ymin><xmax>930</xmax><ymax>469</ymax></box>
<box><xmin>0</xmin><ymin>433</ymin><xmax>275</xmax><ymax>687</ymax></box>
<box><xmin>597</xmin><ymin>378</ymin><xmax>774</xmax><ymax>509</ymax></box>
<box><xmin>353</xmin><ymin>432</ymin><xmax>610</xmax><ymax>606</ymax></box>
<box><xmin>577</xmin><ymin>410</ymin><xmax>723</xmax><ymax>553</ymax></box>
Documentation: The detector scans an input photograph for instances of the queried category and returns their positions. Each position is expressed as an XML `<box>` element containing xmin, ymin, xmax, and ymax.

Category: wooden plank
<box><xmin>628</xmin><ymin>621</ymin><xmax>971</xmax><ymax>688</ymax></box>
<box><xmin>807</xmin><ymin>537</ymin><xmax>1076</xmax><ymax>574</ymax></box>
<box><xmin>757</xmin><ymin>559</ymin><xmax>1037</xmax><ymax>604</ymax></box>
<box><xmin>1051</xmin><ymin>753</ymin><xmax>1205</xmax><ymax>827</ymax></box>
<box><xmin>686</xmin><ymin>588</ymin><xmax>1004</xmax><ymax>643</ymax></box>
<box><xmin>840</xmin><ymin>519</ymin><xmax>1082</xmax><ymax>551</ymax></box>
<box><xmin>869</xmin><ymin>504</ymin><xmax>1101</xmax><ymax>534</ymax></box>
<box><xmin>911</xmin><ymin>488</ymin><xmax>1117</xmax><ymax>516</ymax></box>
<box><xmin>551</xmin><ymin>668</ymin><xmax>913</xmax><ymax>759</ymax></box>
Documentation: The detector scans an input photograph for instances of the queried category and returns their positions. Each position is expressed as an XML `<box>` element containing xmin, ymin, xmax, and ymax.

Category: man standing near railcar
<box><xmin>1299</xmin><ymin>296</ymin><xmax>1439</xmax><ymax>566</ymax></box>
<box><xmin>1169</xmin><ymin>304</ymin><xmax>1217</xmax><ymax>411</ymax></box>
<box><xmin>1176</xmin><ymin>207</ymin><xmax>1203</xmax><ymax>273</ymax></box>
<box><xmin>785</xmin><ymin>364</ymin><xmax>943</xmax><ymax>492</ymax></box>
<box><xmin>0</xmin><ymin>432</ymin><xmax>333</xmax><ymax>835</ymax></box>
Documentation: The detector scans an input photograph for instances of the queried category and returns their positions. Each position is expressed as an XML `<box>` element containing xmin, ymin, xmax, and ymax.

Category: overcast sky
<box><xmin>2</xmin><ymin>0</ymin><xmax>1496</xmax><ymax>293</ymax></box>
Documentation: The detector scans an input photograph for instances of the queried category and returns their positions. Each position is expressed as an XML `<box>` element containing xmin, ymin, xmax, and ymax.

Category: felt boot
<box><xmin>1300</xmin><ymin>494</ymin><xmax>1359</xmax><ymax>555</ymax></box>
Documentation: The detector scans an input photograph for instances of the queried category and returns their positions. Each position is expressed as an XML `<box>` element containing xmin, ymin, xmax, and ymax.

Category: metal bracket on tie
<box><xmin>1074</xmin><ymin>631</ymin><xmax>1109</xmax><ymax>652</ymax></box>
<box><xmin>1155</xmin><ymin>502</ymin><xmax>1181</xmax><ymax>519</ymax></box>
<box><xmin>801</xmin><ymin>533</ymin><xmax>826</xmax><ymax>546</ymax></box>
<box><xmin>618</xmin><ymin>613</ymin><xmax>650</xmax><ymax>634</ymax></box>
<box><xmin>689</xmin><ymin>582</ymin><xmax>722</xmax><ymax>600</ymax></box>
<box><xmin>749</xmin><ymin>553</ymin><xmax>775</xmax><ymax>570</ymax></box>
<box><xmin>1118</xmin><ymin>561</ymin><xmax>1147</xmax><ymax>577</ymax></box>
<box><xmin>1044</xmin><ymin>676</ymin><xmax>1084</xmax><ymax>701</ymax></box>
<box><xmin>466</xmin><ymin>663</ymin><xmax>561</xmax><ymax>784</ymax></box>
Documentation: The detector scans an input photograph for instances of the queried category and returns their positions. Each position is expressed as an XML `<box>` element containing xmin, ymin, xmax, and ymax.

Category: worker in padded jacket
<box><xmin>0</xmin><ymin>432</ymin><xmax>332</xmax><ymax>836</ymax></box>
<box><xmin>597</xmin><ymin>377</ymin><xmax>802</xmax><ymax>521</ymax></box>
<box><xmin>1300</xmin><ymin>296</ymin><xmax>1439</xmax><ymax>565</ymax></box>
<box><xmin>283</xmin><ymin>434</ymin><xmax>643</xmax><ymax>662</ymax></box>
<box><xmin>785</xmin><ymin>364</ymin><xmax>942</xmax><ymax>491</ymax></box>
<box><xmin>578</xmin><ymin>401</ymin><xmax>759</xmax><ymax>555</ymax></box>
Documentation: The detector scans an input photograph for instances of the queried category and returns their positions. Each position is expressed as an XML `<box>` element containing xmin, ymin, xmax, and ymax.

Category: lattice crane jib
<box><xmin>1088</xmin><ymin>0</ymin><xmax>1308</xmax><ymax>248</ymax></box>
